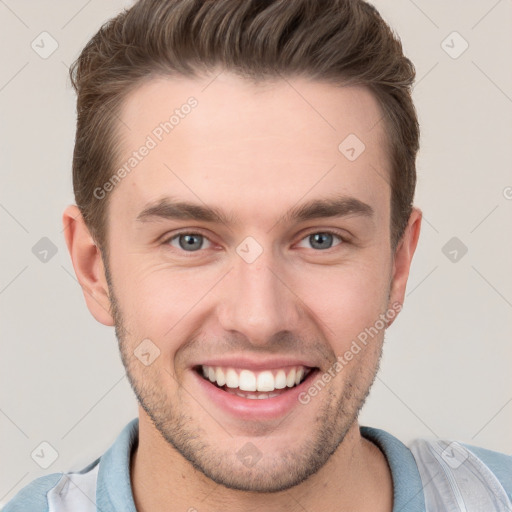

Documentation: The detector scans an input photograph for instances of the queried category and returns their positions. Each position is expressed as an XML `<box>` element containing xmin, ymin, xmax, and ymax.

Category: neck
<box><xmin>130</xmin><ymin>409</ymin><xmax>393</xmax><ymax>512</ymax></box>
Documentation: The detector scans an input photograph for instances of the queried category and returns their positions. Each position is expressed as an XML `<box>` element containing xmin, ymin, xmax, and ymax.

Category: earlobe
<box><xmin>387</xmin><ymin>207</ymin><xmax>422</xmax><ymax>327</ymax></box>
<box><xmin>62</xmin><ymin>205</ymin><xmax>115</xmax><ymax>326</ymax></box>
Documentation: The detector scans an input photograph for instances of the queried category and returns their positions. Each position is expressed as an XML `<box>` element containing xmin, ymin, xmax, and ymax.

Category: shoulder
<box><xmin>462</xmin><ymin>441</ymin><xmax>512</xmax><ymax>501</ymax></box>
<box><xmin>2</xmin><ymin>419</ymin><xmax>138</xmax><ymax>512</ymax></box>
<box><xmin>2</xmin><ymin>457</ymin><xmax>100</xmax><ymax>512</ymax></box>
<box><xmin>2</xmin><ymin>473</ymin><xmax>63</xmax><ymax>512</ymax></box>
<box><xmin>409</xmin><ymin>437</ymin><xmax>512</xmax><ymax>506</ymax></box>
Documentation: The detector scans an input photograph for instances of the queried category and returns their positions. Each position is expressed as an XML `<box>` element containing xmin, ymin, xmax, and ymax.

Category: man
<box><xmin>4</xmin><ymin>0</ymin><xmax>511</xmax><ymax>511</ymax></box>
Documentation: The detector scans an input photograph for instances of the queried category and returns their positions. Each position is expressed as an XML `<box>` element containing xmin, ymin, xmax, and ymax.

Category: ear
<box><xmin>62</xmin><ymin>205</ymin><xmax>114</xmax><ymax>326</ymax></box>
<box><xmin>387</xmin><ymin>207</ymin><xmax>422</xmax><ymax>327</ymax></box>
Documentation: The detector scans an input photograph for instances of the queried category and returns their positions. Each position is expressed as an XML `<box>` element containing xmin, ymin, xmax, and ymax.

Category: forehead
<box><xmin>112</xmin><ymin>72</ymin><xmax>390</xmax><ymax>222</ymax></box>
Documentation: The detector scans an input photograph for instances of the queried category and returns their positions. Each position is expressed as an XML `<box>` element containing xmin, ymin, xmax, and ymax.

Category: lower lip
<box><xmin>191</xmin><ymin>368</ymin><xmax>319</xmax><ymax>421</ymax></box>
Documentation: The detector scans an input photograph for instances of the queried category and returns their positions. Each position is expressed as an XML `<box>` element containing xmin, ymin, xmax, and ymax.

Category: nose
<box><xmin>217</xmin><ymin>248</ymin><xmax>303</xmax><ymax>346</ymax></box>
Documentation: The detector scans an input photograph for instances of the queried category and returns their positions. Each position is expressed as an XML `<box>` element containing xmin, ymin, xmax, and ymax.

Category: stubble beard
<box><xmin>104</xmin><ymin>262</ymin><xmax>383</xmax><ymax>493</ymax></box>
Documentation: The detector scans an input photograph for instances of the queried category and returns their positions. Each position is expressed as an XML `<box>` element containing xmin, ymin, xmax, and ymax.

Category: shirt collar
<box><xmin>361</xmin><ymin>425</ymin><xmax>426</xmax><ymax>512</ymax></box>
<box><xmin>96</xmin><ymin>417</ymin><xmax>139</xmax><ymax>512</ymax></box>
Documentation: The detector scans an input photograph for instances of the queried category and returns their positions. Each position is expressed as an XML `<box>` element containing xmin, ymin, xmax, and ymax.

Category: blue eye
<box><xmin>297</xmin><ymin>231</ymin><xmax>343</xmax><ymax>250</ymax></box>
<box><xmin>168</xmin><ymin>233</ymin><xmax>212</xmax><ymax>252</ymax></box>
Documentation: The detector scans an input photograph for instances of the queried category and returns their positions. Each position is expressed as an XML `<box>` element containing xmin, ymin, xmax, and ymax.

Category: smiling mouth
<box><xmin>194</xmin><ymin>364</ymin><xmax>317</xmax><ymax>399</ymax></box>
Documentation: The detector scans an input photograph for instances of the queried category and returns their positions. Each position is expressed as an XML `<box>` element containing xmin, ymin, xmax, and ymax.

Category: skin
<box><xmin>63</xmin><ymin>71</ymin><xmax>421</xmax><ymax>512</ymax></box>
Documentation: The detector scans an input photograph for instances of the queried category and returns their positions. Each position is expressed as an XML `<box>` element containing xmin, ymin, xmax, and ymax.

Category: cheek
<box><xmin>297</xmin><ymin>260</ymin><xmax>391</xmax><ymax>347</ymax></box>
<box><xmin>113</xmin><ymin>261</ymin><xmax>217</xmax><ymax>342</ymax></box>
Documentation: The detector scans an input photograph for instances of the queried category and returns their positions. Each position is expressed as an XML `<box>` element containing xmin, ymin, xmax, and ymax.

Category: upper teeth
<box><xmin>201</xmin><ymin>365</ymin><xmax>309</xmax><ymax>392</ymax></box>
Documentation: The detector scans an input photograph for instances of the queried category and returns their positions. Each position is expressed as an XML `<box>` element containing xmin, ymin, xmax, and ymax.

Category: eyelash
<box><xmin>162</xmin><ymin>229</ymin><xmax>348</xmax><ymax>255</ymax></box>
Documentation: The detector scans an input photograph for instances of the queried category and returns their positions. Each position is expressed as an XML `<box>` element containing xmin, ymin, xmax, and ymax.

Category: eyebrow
<box><xmin>136</xmin><ymin>195</ymin><xmax>374</xmax><ymax>226</ymax></box>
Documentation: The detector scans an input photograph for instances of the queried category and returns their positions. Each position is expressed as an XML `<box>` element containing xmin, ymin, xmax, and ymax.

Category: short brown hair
<box><xmin>69</xmin><ymin>0</ymin><xmax>419</xmax><ymax>251</ymax></box>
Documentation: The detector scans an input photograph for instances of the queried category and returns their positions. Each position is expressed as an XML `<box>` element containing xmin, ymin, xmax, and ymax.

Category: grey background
<box><xmin>1</xmin><ymin>0</ymin><xmax>511</xmax><ymax>505</ymax></box>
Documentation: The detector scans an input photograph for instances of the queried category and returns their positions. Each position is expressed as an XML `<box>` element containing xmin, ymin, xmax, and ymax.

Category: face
<box><xmin>86</xmin><ymin>72</ymin><xmax>415</xmax><ymax>492</ymax></box>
